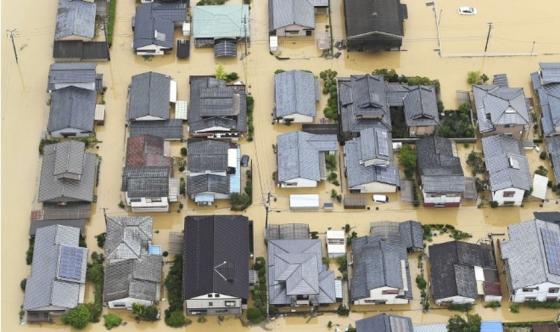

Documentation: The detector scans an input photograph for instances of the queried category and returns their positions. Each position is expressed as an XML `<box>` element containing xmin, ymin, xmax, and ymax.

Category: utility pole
<box><xmin>7</xmin><ymin>29</ymin><xmax>19</xmax><ymax>64</ymax></box>
<box><xmin>530</xmin><ymin>40</ymin><xmax>536</xmax><ymax>56</ymax></box>
<box><xmin>242</xmin><ymin>14</ymin><xmax>248</xmax><ymax>57</ymax></box>
<box><xmin>484</xmin><ymin>22</ymin><xmax>493</xmax><ymax>53</ymax></box>
<box><xmin>264</xmin><ymin>192</ymin><xmax>271</xmax><ymax>228</ymax></box>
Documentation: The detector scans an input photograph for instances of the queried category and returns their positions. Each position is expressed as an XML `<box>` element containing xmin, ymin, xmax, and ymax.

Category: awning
<box><xmin>532</xmin><ymin>174</ymin><xmax>548</xmax><ymax>200</ymax></box>
<box><xmin>214</xmin><ymin>39</ymin><xmax>237</xmax><ymax>57</ymax></box>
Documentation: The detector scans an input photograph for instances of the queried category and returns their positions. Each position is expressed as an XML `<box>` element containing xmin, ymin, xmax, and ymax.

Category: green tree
<box><xmin>132</xmin><ymin>304</ymin><xmax>159</xmax><ymax>321</ymax></box>
<box><xmin>215</xmin><ymin>65</ymin><xmax>227</xmax><ymax>80</ymax></box>
<box><xmin>103</xmin><ymin>313</ymin><xmax>122</xmax><ymax>330</ymax></box>
<box><xmin>447</xmin><ymin>313</ymin><xmax>481</xmax><ymax>332</ymax></box>
<box><xmin>246</xmin><ymin>307</ymin><xmax>265</xmax><ymax>324</ymax></box>
<box><xmin>399</xmin><ymin>145</ymin><xmax>417</xmax><ymax>179</ymax></box>
<box><xmin>62</xmin><ymin>304</ymin><xmax>91</xmax><ymax>329</ymax></box>
<box><xmin>165</xmin><ymin>309</ymin><xmax>189</xmax><ymax>327</ymax></box>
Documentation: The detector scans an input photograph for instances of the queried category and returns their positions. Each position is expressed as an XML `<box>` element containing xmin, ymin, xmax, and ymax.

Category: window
<box><xmin>306</xmin><ymin>30</ymin><xmax>312</xmax><ymax>37</ymax></box>
<box><xmin>208</xmin><ymin>302</ymin><xmax>213</xmax><ymax>307</ymax></box>
<box><xmin>225</xmin><ymin>301</ymin><xmax>236</xmax><ymax>307</ymax></box>
<box><xmin>503</xmin><ymin>191</ymin><xmax>516</xmax><ymax>198</ymax></box>
<box><xmin>113</xmin><ymin>303</ymin><xmax>126</xmax><ymax>308</ymax></box>
<box><xmin>525</xmin><ymin>297</ymin><xmax>537</xmax><ymax>301</ymax></box>
<box><xmin>382</xmin><ymin>289</ymin><xmax>399</xmax><ymax>295</ymax></box>
<box><xmin>549</xmin><ymin>288</ymin><xmax>559</xmax><ymax>293</ymax></box>
<box><xmin>129</xmin><ymin>198</ymin><xmax>141</xmax><ymax>203</ymax></box>
<box><xmin>522</xmin><ymin>287</ymin><xmax>537</xmax><ymax>292</ymax></box>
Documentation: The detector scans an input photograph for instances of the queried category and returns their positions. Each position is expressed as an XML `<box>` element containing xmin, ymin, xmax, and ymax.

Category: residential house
<box><xmin>356</xmin><ymin>314</ymin><xmax>413</xmax><ymax>332</ymax></box>
<box><xmin>274</xmin><ymin>70</ymin><xmax>318</xmax><ymax>123</ymax></box>
<box><xmin>48</xmin><ymin>87</ymin><xmax>97</xmax><ymax>137</ymax></box>
<box><xmin>343</xmin><ymin>0</ymin><xmax>407</xmax><ymax>52</ymax></box>
<box><xmin>337</xmin><ymin>75</ymin><xmax>391</xmax><ymax>140</ymax></box>
<box><xmin>267</xmin><ymin>239</ymin><xmax>336</xmax><ymax>307</ymax></box>
<box><xmin>265</xmin><ymin>223</ymin><xmax>310</xmax><ymax>241</ymax></box>
<box><xmin>133</xmin><ymin>2</ymin><xmax>187</xmax><ymax>55</ymax></box>
<box><xmin>370</xmin><ymin>220</ymin><xmax>424</xmax><ymax>252</ymax></box>
<box><xmin>23</xmin><ymin>225</ymin><xmax>87</xmax><ymax>322</ymax></box>
<box><xmin>188</xmin><ymin>76</ymin><xmax>248</xmax><ymax>138</ymax></box>
<box><xmin>104</xmin><ymin>216</ymin><xmax>153</xmax><ymax>261</ymax></box>
<box><xmin>38</xmin><ymin>141</ymin><xmax>98</xmax><ymax>205</ymax></box>
<box><xmin>402</xmin><ymin>86</ymin><xmax>439</xmax><ymax>136</ymax></box>
<box><xmin>29</xmin><ymin>219</ymin><xmax>86</xmax><ymax>237</ymax></box>
<box><xmin>548</xmin><ymin>136</ymin><xmax>560</xmax><ymax>186</ymax></box>
<box><xmin>52</xmin><ymin>40</ymin><xmax>110</xmax><ymax>62</ymax></box>
<box><xmin>55</xmin><ymin>0</ymin><xmax>96</xmax><ymax>41</ymax></box>
<box><xmin>276</xmin><ymin>131</ymin><xmax>338</xmax><ymax>188</ymax></box>
<box><xmin>429</xmin><ymin>241</ymin><xmax>502</xmax><ymax>305</ymax></box>
<box><xmin>192</xmin><ymin>5</ymin><xmax>249</xmax><ymax>57</ymax></box>
<box><xmin>531</xmin><ymin>63</ymin><xmax>560</xmax><ymax>137</ymax></box>
<box><xmin>186</xmin><ymin>139</ymin><xmax>241</xmax><ymax>205</ymax></box>
<box><xmin>122</xmin><ymin>135</ymin><xmax>175</xmax><ymax>212</ymax></box>
<box><xmin>501</xmin><ymin>219</ymin><xmax>560</xmax><ymax>303</ymax></box>
<box><xmin>129</xmin><ymin>119</ymin><xmax>184</xmax><ymax>141</ymax></box>
<box><xmin>344</xmin><ymin>127</ymin><xmax>400</xmax><ymax>193</ymax></box>
<box><xmin>183</xmin><ymin>215</ymin><xmax>251</xmax><ymax>315</ymax></box>
<box><xmin>47</xmin><ymin>63</ymin><xmax>101</xmax><ymax>92</ymax></box>
<box><xmin>473</xmin><ymin>84</ymin><xmax>531</xmax><ymax>139</ymax></box>
<box><xmin>351</xmin><ymin>235</ymin><xmax>412</xmax><ymax>305</ymax></box>
<box><xmin>128</xmin><ymin>72</ymin><xmax>176</xmax><ymax>122</ymax></box>
<box><xmin>416</xmin><ymin>136</ymin><xmax>465</xmax><ymax>207</ymax></box>
<box><xmin>268</xmin><ymin>0</ymin><xmax>327</xmax><ymax>38</ymax></box>
<box><xmin>103</xmin><ymin>216</ymin><xmax>162</xmax><ymax>309</ymax></box>
<box><xmin>482</xmin><ymin>135</ymin><xmax>531</xmax><ymax>206</ymax></box>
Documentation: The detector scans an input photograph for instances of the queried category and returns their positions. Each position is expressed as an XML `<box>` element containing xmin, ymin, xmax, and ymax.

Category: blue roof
<box><xmin>481</xmin><ymin>321</ymin><xmax>503</xmax><ymax>332</ymax></box>
<box><xmin>195</xmin><ymin>194</ymin><xmax>215</xmax><ymax>203</ymax></box>
<box><xmin>230</xmin><ymin>148</ymin><xmax>241</xmax><ymax>194</ymax></box>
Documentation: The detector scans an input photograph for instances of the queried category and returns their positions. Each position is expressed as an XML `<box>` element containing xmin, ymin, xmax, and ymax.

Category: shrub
<box><xmin>467</xmin><ymin>151</ymin><xmax>485</xmax><ymax>174</ymax></box>
<box><xmin>336</xmin><ymin>304</ymin><xmax>350</xmax><ymax>316</ymax></box>
<box><xmin>103</xmin><ymin>313</ymin><xmax>122</xmax><ymax>330</ymax></box>
<box><xmin>535</xmin><ymin>165</ymin><xmax>548</xmax><ymax>177</ymax></box>
<box><xmin>20</xmin><ymin>278</ymin><xmax>26</xmax><ymax>291</ymax></box>
<box><xmin>162</xmin><ymin>251</ymin><xmax>169</xmax><ymax>257</ymax></box>
<box><xmin>484</xmin><ymin>301</ymin><xmax>501</xmax><ymax>309</ymax></box>
<box><xmin>327</xmin><ymin>172</ymin><xmax>338</xmax><ymax>182</ymax></box>
<box><xmin>437</xmin><ymin>104</ymin><xmax>475</xmax><ymax>138</ymax></box>
<box><xmin>467</xmin><ymin>71</ymin><xmax>488</xmax><ymax>85</ymax></box>
<box><xmin>180</xmin><ymin>147</ymin><xmax>187</xmax><ymax>157</ymax></box>
<box><xmin>447</xmin><ymin>314</ymin><xmax>481</xmax><ymax>331</ymax></box>
<box><xmin>179</xmin><ymin>177</ymin><xmax>185</xmax><ymax>196</ymax></box>
<box><xmin>95</xmin><ymin>232</ymin><xmax>106</xmax><ymax>248</ymax></box>
<box><xmin>26</xmin><ymin>238</ymin><xmax>35</xmax><ymax>265</ymax></box>
<box><xmin>225</xmin><ymin>72</ymin><xmax>239</xmax><ymax>82</ymax></box>
<box><xmin>510</xmin><ymin>303</ymin><xmax>520</xmax><ymax>313</ymax></box>
<box><xmin>540</xmin><ymin>151</ymin><xmax>547</xmax><ymax>160</ymax></box>
<box><xmin>415</xmin><ymin>275</ymin><xmax>427</xmax><ymax>290</ymax></box>
<box><xmin>215</xmin><ymin>65</ymin><xmax>227</xmax><ymax>80</ymax></box>
<box><xmin>118</xmin><ymin>201</ymin><xmax>125</xmax><ymax>209</ymax></box>
<box><xmin>106</xmin><ymin>0</ymin><xmax>117</xmax><ymax>45</ymax></box>
<box><xmin>132</xmin><ymin>304</ymin><xmax>159</xmax><ymax>321</ymax></box>
<box><xmin>331</xmin><ymin>189</ymin><xmax>338</xmax><ymax>199</ymax></box>
<box><xmin>325</xmin><ymin>154</ymin><xmax>337</xmax><ymax>171</ymax></box>
<box><xmin>231</xmin><ymin>193</ymin><xmax>252</xmax><ymax>211</ymax></box>
<box><xmin>62</xmin><ymin>304</ymin><xmax>91</xmax><ymax>329</ymax></box>
<box><xmin>246</xmin><ymin>307</ymin><xmax>265</xmax><ymax>324</ymax></box>
<box><xmin>274</xmin><ymin>69</ymin><xmax>285</xmax><ymax>74</ymax></box>
<box><xmin>165</xmin><ymin>310</ymin><xmax>189</xmax><ymax>327</ymax></box>
<box><xmin>490</xmin><ymin>201</ymin><xmax>499</xmax><ymax>208</ymax></box>
<box><xmin>399</xmin><ymin>145</ymin><xmax>417</xmax><ymax>179</ymax></box>
<box><xmin>448</xmin><ymin>303</ymin><xmax>473</xmax><ymax>312</ymax></box>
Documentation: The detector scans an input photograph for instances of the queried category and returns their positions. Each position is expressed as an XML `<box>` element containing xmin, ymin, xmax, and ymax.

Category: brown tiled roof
<box><xmin>126</xmin><ymin>135</ymin><xmax>170</xmax><ymax>167</ymax></box>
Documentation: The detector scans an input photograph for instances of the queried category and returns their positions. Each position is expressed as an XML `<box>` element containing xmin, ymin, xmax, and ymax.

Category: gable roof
<box><xmin>105</xmin><ymin>216</ymin><xmax>153</xmax><ymax>261</ymax></box>
<box><xmin>547</xmin><ymin>136</ymin><xmax>560</xmax><ymax>185</ymax></box>
<box><xmin>501</xmin><ymin>219</ymin><xmax>560</xmax><ymax>290</ymax></box>
<box><xmin>267</xmin><ymin>239</ymin><xmax>336</xmax><ymax>305</ymax></box>
<box><xmin>429</xmin><ymin>241</ymin><xmax>497</xmax><ymax>301</ymax></box>
<box><xmin>370</xmin><ymin>220</ymin><xmax>423</xmax><ymax>251</ymax></box>
<box><xmin>473</xmin><ymin>85</ymin><xmax>530</xmax><ymax>133</ymax></box>
<box><xmin>187</xmin><ymin>174</ymin><xmax>230</xmax><ymax>196</ymax></box>
<box><xmin>55</xmin><ymin>0</ymin><xmax>96</xmax><ymax>40</ymax></box>
<box><xmin>48</xmin><ymin>63</ymin><xmax>97</xmax><ymax>91</ymax></box>
<box><xmin>532</xmin><ymin>65</ymin><xmax>560</xmax><ymax>136</ymax></box>
<box><xmin>103</xmin><ymin>255</ymin><xmax>162</xmax><ymax>302</ymax></box>
<box><xmin>416</xmin><ymin>136</ymin><xmax>465</xmax><ymax>194</ymax></box>
<box><xmin>277</xmin><ymin>131</ymin><xmax>338</xmax><ymax>183</ymax></box>
<box><xmin>269</xmin><ymin>0</ymin><xmax>314</xmax><ymax>31</ymax></box>
<box><xmin>274</xmin><ymin>70</ymin><xmax>317</xmax><ymax>118</ymax></box>
<box><xmin>24</xmin><ymin>225</ymin><xmax>87</xmax><ymax>311</ymax></box>
<box><xmin>539</xmin><ymin>63</ymin><xmax>560</xmax><ymax>85</ymax></box>
<box><xmin>351</xmin><ymin>236</ymin><xmax>411</xmax><ymax>301</ymax></box>
<box><xmin>48</xmin><ymin>87</ymin><xmax>96</xmax><ymax>133</ymax></box>
<box><xmin>192</xmin><ymin>5</ymin><xmax>249</xmax><ymax>39</ymax></box>
<box><xmin>133</xmin><ymin>2</ymin><xmax>186</xmax><ymax>49</ymax></box>
<box><xmin>344</xmin><ymin>129</ymin><xmax>400</xmax><ymax>188</ymax></box>
<box><xmin>338</xmin><ymin>75</ymin><xmax>391</xmax><ymax>136</ymax></box>
<box><xmin>344</xmin><ymin>0</ymin><xmax>406</xmax><ymax>39</ymax></box>
<box><xmin>128</xmin><ymin>72</ymin><xmax>171</xmax><ymax>121</ymax></box>
<box><xmin>129</xmin><ymin>119</ymin><xmax>184</xmax><ymax>140</ymax></box>
<box><xmin>188</xmin><ymin>76</ymin><xmax>247</xmax><ymax>134</ymax></box>
<box><xmin>481</xmin><ymin>135</ymin><xmax>531</xmax><ymax>191</ymax></box>
<box><xmin>403</xmin><ymin>86</ymin><xmax>439</xmax><ymax>127</ymax></box>
<box><xmin>38</xmin><ymin>141</ymin><xmax>98</xmax><ymax>203</ymax></box>
<box><xmin>187</xmin><ymin>139</ymin><xmax>230</xmax><ymax>173</ymax></box>
<box><xmin>183</xmin><ymin>215</ymin><xmax>250</xmax><ymax>300</ymax></box>
<box><xmin>356</xmin><ymin>314</ymin><xmax>414</xmax><ymax>332</ymax></box>
<box><xmin>126</xmin><ymin>135</ymin><xmax>170</xmax><ymax>168</ymax></box>
<box><xmin>121</xmin><ymin>166</ymin><xmax>170</xmax><ymax>198</ymax></box>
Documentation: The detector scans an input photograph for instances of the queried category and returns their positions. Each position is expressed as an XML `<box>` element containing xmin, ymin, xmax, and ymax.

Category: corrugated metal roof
<box><xmin>192</xmin><ymin>5</ymin><xmax>249</xmax><ymax>39</ymax></box>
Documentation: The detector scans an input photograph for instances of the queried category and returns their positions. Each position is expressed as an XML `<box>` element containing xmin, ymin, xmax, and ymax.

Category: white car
<box><xmin>458</xmin><ymin>6</ymin><xmax>477</xmax><ymax>15</ymax></box>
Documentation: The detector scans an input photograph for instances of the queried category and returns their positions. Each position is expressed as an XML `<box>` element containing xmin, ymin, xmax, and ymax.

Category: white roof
<box><xmin>532</xmin><ymin>174</ymin><xmax>548</xmax><ymax>200</ymax></box>
<box><xmin>169</xmin><ymin>80</ymin><xmax>177</xmax><ymax>103</ymax></box>
<box><xmin>175</xmin><ymin>100</ymin><xmax>188</xmax><ymax>120</ymax></box>
<box><xmin>289</xmin><ymin>194</ymin><xmax>320</xmax><ymax>208</ymax></box>
<box><xmin>327</xmin><ymin>230</ymin><xmax>346</xmax><ymax>254</ymax></box>
<box><xmin>95</xmin><ymin>104</ymin><xmax>105</xmax><ymax>121</ymax></box>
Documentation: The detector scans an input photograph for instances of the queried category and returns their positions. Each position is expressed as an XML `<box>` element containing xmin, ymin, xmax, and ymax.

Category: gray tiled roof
<box><xmin>501</xmin><ymin>219</ymin><xmax>560</xmax><ymax>290</ymax></box>
<box><xmin>274</xmin><ymin>70</ymin><xmax>317</xmax><ymax>118</ymax></box>
<box><xmin>531</xmin><ymin>66</ymin><xmax>560</xmax><ymax>137</ymax></box>
<box><xmin>344</xmin><ymin>132</ymin><xmax>400</xmax><ymax>188</ymax></box>
<box><xmin>128</xmin><ymin>72</ymin><xmax>171</xmax><ymax>121</ymax></box>
<box><xmin>269</xmin><ymin>0</ymin><xmax>314</xmax><ymax>31</ymax></box>
<box><xmin>48</xmin><ymin>87</ymin><xmax>96</xmax><ymax>134</ymax></box>
<box><xmin>344</xmin><ymin>0</ymin><xmax>405</xmax><ymax>40</ymax></box>
<box><xmin>133</xmin><ymin>2</ymin><xmax>187</xmax><ymax>50</ymax></box>
<box><xmin>29</xmin><ymin>219</ymin><xmax>86</xmax><ymax>236</ymax></box>
<box><xmin>338</xmin><ymin>75</ymin><xmax>392</xmax><ymax>137</ymax></box>
<box><xmin>187</xmin><ymin>139</ymin><xmax>230</xmax><ymax>173</ymax></box>
<box><xmin>105</xmin><ymin>216</ymin><xmax>153</xmax><ymax>261</ymax></box>
<box><xmin>183</xmin><ymin>215</ymin><xmax>250</xmax><ymax>300</ymax></box>
<box><xmin>356</xmin><ymin>314</ymin><xmax>414</xmax><ymax>332</ymax></box>
<box><xmin>122</xmin><ymin>166</ymin><xmax>170</xmax><ymax>198</ymax></box>
<box><xmin>350</xmin><ymin>236</ymin><xmax>412</xmax><ymax>301</ymax></box>
<box><xmin>268</xmin><ymin>239</ymin><xmax>336</xmax><ymax>305</ymax></box>
<box><xmin>277</xmin><ymin>131</ymin><xmax>338</xmax><ymax>183</ymax></box>
<box><xmin>103</xmin><ymin>255</ymin><xmax>162</xmax><ymax>302</ymax></box>
<box><xmin>539</xmin><ymin>63</ymin><xmax>560</xmax><ymax>85</ymax></box>
<box><xmin>129</xmin><ymin>119</ymin><xmax>184</xmax><ymax>140</ymax></box>
<box><xmin>547</xmin><ymin>136</ymin><xmax>560</xmax><ymax>185</ymax></box>
<box><xmin>188</xmin><ymin>76</ymin><xmax>247</xmax><ymax>134</ymax></box>
<box><xmin>473</xmin><ymin>84</ymin><xmax>530</xmax><ymax>133</ymax></box>
<box><xmin>55</xmin><ymin>0</ymin><xmax>96</xmax><ymax>40</ymax></box>
<box><xmin>416</xmin><ymin>136</ymin><xmax>465</xmax><ymax>194</ymax></box>
<box><xmin>370</xmin><ymin>220</ymin><xmax>423</xmax><ymax>251</ymax></box>
<box><xmin>481</xmin><ymin>135</ymin><xmax>531</xmax><ymax>191</ymax></box>
<box><xmin>403</xmin><ymin>86</ymin><xmax>439</xmax><ymax>127</ymax></box>
<box><xmin>48</xmin><ymin>63</ymin><xmax>97</xmax><ymax>91</ymax></box>
<box><xmin>186</xmin><ymin>174</ymin><xmax>230</xmax><ymax>196</ymax></box>
<box><xmin>24</xmin><ymin>225</ymin><xmax>87</xmax><ymax>311</ymax></box>
<box><xmin>38</xmin><ymin>141</ymin><xmax>98</xmax><ymax>203</ymax></box>
<box><xmin>429</xmin><ymin>241</ymin><xmax>497</xmax><ymax>301</ymax></box>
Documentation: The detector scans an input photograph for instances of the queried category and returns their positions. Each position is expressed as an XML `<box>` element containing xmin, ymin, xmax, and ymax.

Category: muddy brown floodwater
<box><xmin>2</xmin><ymin>0</ymin><xmax>560</xmax><ymax>330</ymax></box>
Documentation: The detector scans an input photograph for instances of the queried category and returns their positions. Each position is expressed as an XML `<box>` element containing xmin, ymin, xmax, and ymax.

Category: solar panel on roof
<box><xmin>541</xmin><ymin>228</ymin><xmax>560</xmax><ymax>275</ymax></box>
<box><xmin>376</xmin><ymin>129</ymin><xmax>389</xmax><ymax>156</ymax></box>
<box><xmin>57</xmin><ymin>245</ymin><xmax>84</xmax><ymax>281</ymax></box>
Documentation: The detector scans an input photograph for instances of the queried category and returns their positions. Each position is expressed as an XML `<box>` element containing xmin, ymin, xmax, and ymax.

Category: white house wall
<box><xmin>107</xmin><ymin>297</ymin><xmax>153</xmax><ymax>310</ymax></box>
<box><xmin>136</xmin><ymin>44</ymin><xmax>166</xmax><ymax>56</ymax></box>
<box><xmin>353</xmin><ymin>286</ymin><xmax>409</xmax><ymax>305</ymax></box>
<box><xmin>280</xmin><ymin>178</ymin><xmax>318</xmax><ymax>188</ymax></box>
<box><xmin>492</xmin><ymin>187</ymin><xmax>525</xmax><ymax>206</ymax></box>
<box><xmin>511</xmin><ymin>281</ymin><xmax>560</xmax><ymax>303</ymax></box>
<box><xmin>278</xmin><ymin>114</ymin><xmax>314</xmax><ymax>123</ymax></box>
<box><xmin>275</xmin><ymin>24</ymin><xmax>314</xmax><ymax>37</ymax></box>
<box><xmin>350</xmin><ymin>182</ymin><xmax>397</xmax><ymax>193</ymax></box>
<box><xmin>50</xmin><ymin>127</ymin><xmax>92</xmax><ymax>137</ymax></box>
<box><xmin>434</xmin><ymin>295</ymin><xmax>475</xmax><ymax>305</ymax></box>
<box><xmin>422</xmin><ymin>192</ymin><xmax>462</xmax><ymax>204</ymax></box>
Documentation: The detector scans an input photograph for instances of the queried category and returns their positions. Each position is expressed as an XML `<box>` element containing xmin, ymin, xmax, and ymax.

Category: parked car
<box><xmin>458</xmin><ymin>6</ymin><xmax>477</xmax><ymax>15</ymax></box>
<box><xmin>241</xmin><ymin>155</ymin><xmax>250</xmax><ymax>167</ymax></box>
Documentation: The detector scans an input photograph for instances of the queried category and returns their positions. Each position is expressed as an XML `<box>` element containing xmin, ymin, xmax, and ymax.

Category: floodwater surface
<box><xmin>2</xmin><ymin>0</ymin><xmax>560</xmax><ymax>331</ymax></box>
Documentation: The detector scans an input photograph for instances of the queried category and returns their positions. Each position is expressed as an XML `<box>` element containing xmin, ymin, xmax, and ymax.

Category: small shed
<box><xmin>343</xmin><ymin>195</ymin><xmax>366</xmax><ymax>209</ymax></box>
<box><xmin>177</xmin><ymin>39</ymin><xmax>190</xmax><ymax>59</ymax></box>
<box><xmin>168</xmin><ymin>177</ymin><xmax>180</xmax><ymax>202</ymax></box>
<box><xmin>175</xmin><ymin>100</ymin><xmax>188</xmax><ymax>120</ymax></box>
<box><xmin>326</xmin><ymin>230</ymin><xmax>346</xmax><ymax>257</ymax></box>
<box><xmin>532</xmin><ymin>174</ymin><xmax>548</xmax><ymax>200</ymax></box>
<box><xmin>289</xmin><ymin>194</ymin><xmax>320</xmax><ymax>210</ymax></box>
<box><xmin>95</xmin><ymin>104</ymin><xmax>105</xmax><ymax>125</ymax></box>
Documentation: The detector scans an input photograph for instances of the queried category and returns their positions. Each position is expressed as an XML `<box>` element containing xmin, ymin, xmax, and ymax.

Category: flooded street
<box><xmin>2</xmin><ymin>0</ymin><xmax>560</xmax><ymax>330</ymax></box>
